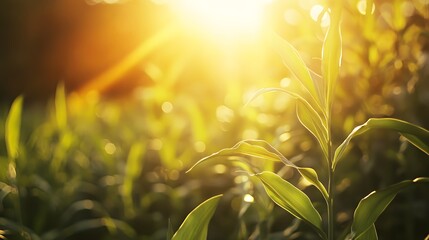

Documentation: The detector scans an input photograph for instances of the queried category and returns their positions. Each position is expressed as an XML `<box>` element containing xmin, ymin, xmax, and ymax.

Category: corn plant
<box><xmin>171</xmin><ymin>3</ymin><xmax>429</xmax><ymax>240</ymax></box>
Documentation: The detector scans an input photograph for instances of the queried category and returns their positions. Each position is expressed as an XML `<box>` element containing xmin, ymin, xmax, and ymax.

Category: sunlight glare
<box><xmin>243</xmin><ymin>194</ymin><xmax>254</xmax><ymax>203</ymax></box>
<box><xmin>310</xmin><ymin>4</ymin><xmax>330</xmax><ymax>28</ymax></box>
<box><xmin>172</xmin><ymin>0</ymin><xmax>271</xmax><ymax>38</ymax></box>
<box><xmin>357</xmin><ymin>0</ymin><xmax>375</xmax><ymax>15</ymax></box>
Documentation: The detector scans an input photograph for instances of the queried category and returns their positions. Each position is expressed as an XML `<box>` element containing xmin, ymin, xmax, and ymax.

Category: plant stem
<box><xmin>327</xmin><ymin>154</ymin><xmax>335</xmax><ymax>240</ymax></box>
<box><xmin>327</xmin><ymin>98</ymin><xmax>335</xmax><ymax>240</ymax></box>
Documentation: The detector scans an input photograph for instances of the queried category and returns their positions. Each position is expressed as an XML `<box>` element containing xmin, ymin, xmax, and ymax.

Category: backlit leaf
<box><xmin>355</xmin><ymin>224</ymin><xmax>378</xmax><ymax>240</ymax></box>
<box><xmin>5</xmin><ymin>96</ymin><xmax>23</xmax><ymax>160</ymax></box>
<box><xmin>122</xmin><ymin>142</ymin><xmax>146</xmax><ymax>216</ymax></box>
<box><xmin>172</xmin><ymin>194</ymin><xmax>222</xmax><ymax>240</ymax></box>
<box><xmin>242</xmin><ymin>140</ymin><xmax>328</xmax><ymax>202</ymax></box>
<box><xmin>333</xmin><ymin>118</ymin><xmax>429</xmax><ymax>170</ymax></box>
<box><xmin>350</xmin><ymin>177</ymin><xmax>429</xmax><ymax>239</ymax></box>
<box><xmin>296</xmin><ymin>101</ymin><xmax>328</xmax><ymax>160</ymax></box>
<box><xmin>187</xmin><ymin>140</ymin><xmax>328</xmax><ymax>201</ymax></box>
<box><xmin>272</xmin><ymin>33</ymin><xmax>322</xmax><ymax>108</ymax></box>
<box><xmin>246</xmin><ymin>87</ymin><xmax>326</xmax><ymax>124</ymax></box>
<box><xmin>254</xmin><ymin>171</ymin><xmax>326</xmax><ymax>240</ymax></box>
<box><xmin>322</xmin><ymin>7</ymin><xmax>342</xmax><ymax>110</ymax></box>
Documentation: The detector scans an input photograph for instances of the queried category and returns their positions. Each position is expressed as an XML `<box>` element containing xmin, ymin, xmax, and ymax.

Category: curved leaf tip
<box><xmin>351</xmin><ymin>177</ymin><xmax>429</xmax><ymax>239</ymax></box>
<box><xmin>172</xmin><ymin>194</ymin><xmax>222</xmax><ymax>240</ymax></box>
<box><xmin>334</xmin><ymin>118</ymin><xmax>429</xmax><ymax>170</ymax></box>
<box><xmin>254</xmin><ymin>171</ymin><xmax>327</xmax><ymax>239</ymax></box>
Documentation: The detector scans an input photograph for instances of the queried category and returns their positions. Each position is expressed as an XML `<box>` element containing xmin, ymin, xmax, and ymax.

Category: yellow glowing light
<box><xmin>194</xmin><ymin>141</ymin><xmax>206</xmax><ymax>153</ymax></box>
<box><xmin>356</xmin><ymin>0</ymin><xmax>375</xmax><ymax>15</ymax></box>
<box><xmin>104</xmin><ymin>142</ymin><xmax>117</xmax><ymax>155</ymax></box>
<box><xmin>243</xmin><ymin>194</ymin><xmax>254</xmax><ymax>203</ymax></box>
<box><xmin>214</xmin><ymin>164</ymin><xmax>227</xmax><ymax>174</ymax></box>
<box><xmin>161</xmin><ymin>101</ymin><xmax>173</xmax><ymax>113</ymax></box>
<box><xmin>172</xmin><ymin>0</ymin><xmax>271</xmax><ymax>37</ymax></box>
<box><xmin>310</xmin><ymin>4</ymin><xmax>330</xmax><ymax>28</ymax></box>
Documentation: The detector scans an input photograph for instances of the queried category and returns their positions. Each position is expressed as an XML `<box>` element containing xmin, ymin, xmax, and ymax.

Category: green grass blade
<box><xmin>172</xmin><ymin>194</ymin><xmax>222</xmax><ymax>240</ymax></box>
<box><xmin>5</xmin><ymin>96</ymin><xmax>23</xmax><ymax>160</ymax></box>
<box><xmin>351</xmin><ymin>178</ymin><xmax>429</xmax><ymax>239</ymax></box>
<box><xmin>55</xmin><ymin>82</ymin><xmax>67</xmax><ymax>130</ymax></box>
<box><xmin>246</xmin><ymin>87</ymin><xmax>327</xmax><ymax>123</ymax></box>
<box><xmin>188</xmin><ymin>140</ymin><xmax>328</xmax><ymax>201</ymax></box>
<box><xmin>296</xmin><ymin>101</ymin><xmax>328</xmax><ymax>160</ymax></box>
<box><xmin>122</xmin><ymin>142</ymin><xmax>146</xmax><ymax>216</ymax></box>
<box><xmin>333</xmin><ymin>118</ymin><xmax>429</xmax><ymax>170</ymax></box>
<box><xmin>0</xmin><ymin>217</ymin><xmax>41</xmax><ymax>240</ymax></box>
<box><xmin>322</xmin><ymin>7</ymin><xmax>342</xmax><ymax>110</ymax></box>
<box><xmin>272</xmin><ymin>33</ymin><xmax>322</xmax><ymax>108</ymax></box>
<box><xmin>241</xmin><ymin>140</ymin><xmax>329</xmax><ymax>202</ymax></box>
<box><xmin>355</xmin><ymin>224</ymin><xmax>377</xmax><ymax>240</ymax></box>
<box><xmin>255</xmin><ymin>171</ymin><xmax>326</xmax><ymax>240</ymax></box>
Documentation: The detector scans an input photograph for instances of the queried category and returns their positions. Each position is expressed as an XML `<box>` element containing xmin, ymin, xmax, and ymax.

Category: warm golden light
<box><xmin>172</xmin><ymin>0</ymin><xmax>271</xmax><ymax>38</ymax></box>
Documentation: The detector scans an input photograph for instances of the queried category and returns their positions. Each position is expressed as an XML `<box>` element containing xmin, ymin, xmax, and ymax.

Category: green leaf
<box><xmin>242</xmin><ymin>140</ymin><xmax>328</xmax><ymax>202</ymax></box>
<box><xmin>122</xmin><ymin>142</ymin><xmax>146</xmax><ymax>215</ymax></box>
<box><xmin>296</xmin><ymin>101</ymin><xmax>328</xmax><ymax>160</ymax></box>
<box><xmin>355</xmin><ymin>224</ymin><xmax>377</xmax><ymax>240</ymax></box>
<box><xmin>55</xmin><ymin>82</ymin><xmax>67</xmax><ymax>130</ymax></box>
<box><xmin>254</xmin><ymin>171</ymin><xmax>326</xmax><ymax>240</ymax></box>
<box><xmin>247</xmin><ymin>88</ymin><xmax>329</xmax><ymax>164</ymax></box>
<box><xmin>351</xmin><ymin>177</ymin><xmax>429</xmax><ymax>239</ymax></box>
<box><xmin>246</xmin><ymin>87</ymin><xmax>326</xmax><ymax>119</ymax></box>
<box><xmin>333</xmin><ymin>118</ymin><xmax>429</xmax><ymax>170</ymax></box>
<box><xmin>0</xmin><ymin>217</ymin><xmax>41</xmax><ymax>240</ymax></box>
<box><xmin>172</xmin><ymin>195</ymin><xmax>222</xmax><ymax>240</ymax></box>
<box><xmin>43</xmin><ymin>218</ymin><xmax>135</xmax><ymax>240</ymax></box>
<box><xmin>322</xmin><ymin>7</ymin><xmax>342</xmax><ymax>110</ymax></box>
<box><xmin>272</xmin><ymin>33</ymin><xmax>322</xmax><ymax>108</ymax></box>
<box><xmin>5</xmin><ymin>96</ymin><xmax>24</xmax><ymax>160</ymax></box>
<box><xmin>187</xmin><ymin>140</ymin><xmax>328</xmax><ymax>201</ymax></box>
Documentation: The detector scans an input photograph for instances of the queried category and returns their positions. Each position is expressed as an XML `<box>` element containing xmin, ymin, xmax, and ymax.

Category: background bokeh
<box><xmin>1</xmin><ymin>0</ymin><xmax>429</xmax><ymax>239</ymax></box>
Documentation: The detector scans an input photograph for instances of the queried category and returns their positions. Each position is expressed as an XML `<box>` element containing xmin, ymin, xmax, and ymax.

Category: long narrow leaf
<box><xmin>272</xmin><ymin>33</ymin><xmax>322</xmax><ymax>108</ymax></box>
<box><xmin>246</xmin><ymin>87</ymin><xmax>327</xmax><ymax>125</ymax></box>
<box><xmin>187</xmin><ymin>140</ymin><xmax>328</xmax><ymax>201</ymax></box>
<box><xmin>322</xmin><ymin>7</ymin><xmax>342</xmax><ymax>110</ymax></box>
<box><xmin>254</xmin><ymin>171</ymin><xmax>326</xmax><ymax>240</ymax></box>
<box><xmin>333</xmin><ymin>118</ymin><xmax>429</xmax><ymax>170</ymax></box>
<box><xmin>0</xmin><ymin>217</ymin><xmax>41</xmax><ymax>240</ymax></box>
<box><xmin>172</xmin><ymin>195</ymin><xmax>222</xmax><ymax>240</ymax></box>
<box><xmin>351</xmin><ymin>177</ymin><xmax>429</xmax><ymax>239</ymax></box>
<box><xmin>5</xmin><ymin>96</ymin><xmax>23</xmax><ymax>160</ymax></box>
<box><xmin>355</xmin><ymin>224</ymin><xmax>378</xmax><ymax>240</ymax></box>
<box><xmin>242</xmin><ymin>140</ymin><xmax>328</xmax><ymax>202</ymax></box>
<box><xmin>296</xmin><ymin>101</ymin><xmax>328</xmax><ymax>160</ymax></box>
<box><xmin>122</xmin><ymin>142</ymin><xmax>146</xmax><ymax>216</ymax></box>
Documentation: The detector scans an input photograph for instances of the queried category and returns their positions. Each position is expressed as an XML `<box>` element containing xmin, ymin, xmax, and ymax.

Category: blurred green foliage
<box><xmin>1</xmin><ymin>0</ymin><xmax>429</xmax><ymax>239</ymax></box>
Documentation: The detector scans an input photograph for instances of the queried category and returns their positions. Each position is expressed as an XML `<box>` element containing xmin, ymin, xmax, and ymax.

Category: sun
<box><xmin>170</xmin><ymin>0</ymin><xmax>272</xmax><ymax>39</ymax></box>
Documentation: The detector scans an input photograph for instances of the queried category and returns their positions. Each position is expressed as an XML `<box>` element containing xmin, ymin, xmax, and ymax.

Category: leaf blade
<box><xmin>272</xmin><ymin>33</ymin><xmax>322</xmax><ymax>108</ymax></box>
<box><xmin>355</xmin><ymin>224</ymin><xmax>378</xmax><ymax>240</ymax></box>
<box><xmin>351</xmin><ymin>178</ymin><xmax>429</xmax><ymax>239</ymax></box>
<box><xmin>333</xmin><ymin>118</ymin><xmax>429</xmax><ymax>170</ymax></box>
<box><xmin>172</xmin><ymin>195</ymin><xmax>222</xmax><ymax>240</ymax></box>
<box><xmin>255</xmin><ymin>171</ymin><xmax>326</xmax><ymax>239</ymax></box>
<box><xmin>187</xmin><ymin>140</ymin><xmax>328</xmax><ymax>201</ymax></box>
<box><xmin>5</xmin><ymin>96</ymin><xmax>24</xmax><ymax>160</ymax></box>
<box><xmin>322</xmin><ymin>8</ymin><xmax>342</xmax><ymax>109</ymax></box>
<box><xmin>296</xmin><ymin>101</ymin><xmax>328</xmax><ymax>160</ymax></box>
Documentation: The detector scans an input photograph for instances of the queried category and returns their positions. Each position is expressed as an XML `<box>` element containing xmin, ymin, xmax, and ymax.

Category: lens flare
<box><xmin>172</xmin><ymin>0</ymin><xmax>271</xmax><ymax>38</ymax></box>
